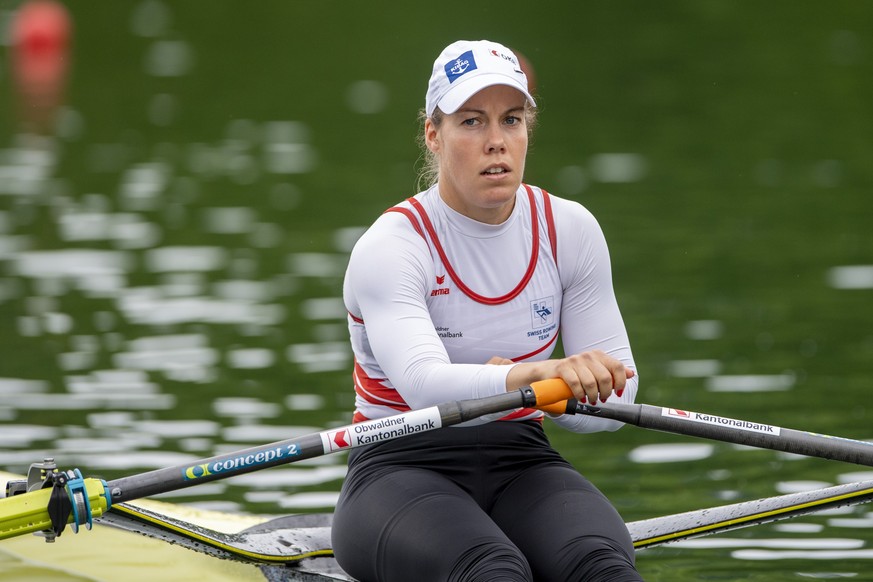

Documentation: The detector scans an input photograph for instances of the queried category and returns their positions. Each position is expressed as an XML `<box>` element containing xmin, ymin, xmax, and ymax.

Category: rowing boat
<box><xmin>3</xmin><ymin>470</ymin><xmax>872</xmax><ymax>581</ymax></box>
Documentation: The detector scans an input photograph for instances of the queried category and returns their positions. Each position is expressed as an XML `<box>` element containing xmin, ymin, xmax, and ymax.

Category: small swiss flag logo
<box><xmin>327</xmin><ymin>430</ymin><xmax>350</xmax><ymax>451</ymax></box>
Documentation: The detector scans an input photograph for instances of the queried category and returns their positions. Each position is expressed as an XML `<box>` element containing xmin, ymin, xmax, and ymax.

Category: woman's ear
<box><xmin>424</xmin><ymin>118</ymin><xmax>439</xmax><ymax>153</ymax></box>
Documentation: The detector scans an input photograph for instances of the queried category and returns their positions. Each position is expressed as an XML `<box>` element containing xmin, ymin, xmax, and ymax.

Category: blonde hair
<box><xmin>414</xmin><ymin>104</ymin><xmax>538</xmax><ymax>193</ymax></box>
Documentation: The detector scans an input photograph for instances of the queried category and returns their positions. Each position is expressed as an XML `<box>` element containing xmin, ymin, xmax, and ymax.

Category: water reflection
<box><xmin>1</xmin><ymin>2</ymin><xmax>871</xmax><ymax>580</ymax></box>
<box><xmin>629</xmin><ymin>443</ymin><xmax>715</xmax><ymax>463</ymax></box>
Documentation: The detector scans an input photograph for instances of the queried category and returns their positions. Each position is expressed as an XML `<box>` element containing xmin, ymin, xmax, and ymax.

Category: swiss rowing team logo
<box><xmin>531</xmin><ymin>297</ymin><xmax>554</xmax><ymax>328</ymax></box>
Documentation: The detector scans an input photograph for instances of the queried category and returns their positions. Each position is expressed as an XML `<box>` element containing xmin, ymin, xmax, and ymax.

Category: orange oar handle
<box><xmin>530</xmin><ymin>378</ymin><xmax>573</xmax><ymax>414</ymax></box>
<box><xmin>537</xmin><ymin>399</ymin><xmax>576</xmax><ymax>415</ymax></box>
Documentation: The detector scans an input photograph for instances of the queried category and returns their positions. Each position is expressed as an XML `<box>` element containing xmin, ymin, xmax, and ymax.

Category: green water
<box><xmin>1</xmin><ymin>1</ymin><xmax>872</xmax><ymax>579</ymax></box>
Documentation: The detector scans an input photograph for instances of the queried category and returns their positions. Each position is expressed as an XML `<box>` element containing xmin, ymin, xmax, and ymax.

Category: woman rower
<box><xmin>333</xmin><ymin>39</ymin><xmax>644</xmax><ymax>582</ymax></box>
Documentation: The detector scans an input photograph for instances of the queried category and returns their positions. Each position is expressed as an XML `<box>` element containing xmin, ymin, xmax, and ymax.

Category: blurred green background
<box><xmin>1</xmin><ymin>1</ymin><xmax>872</xmax><ymax>579</ymax></box>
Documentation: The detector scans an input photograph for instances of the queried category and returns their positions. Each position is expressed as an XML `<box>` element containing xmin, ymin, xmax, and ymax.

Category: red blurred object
<box><xmin>513</xmin><ymin>49</ymin><xmax>537</xmax><ymax>98</ymax></box>
<box><xmin>10</xmin><ymin>0</ymin><xmax>72</xmax><ymax>132</ymax></box>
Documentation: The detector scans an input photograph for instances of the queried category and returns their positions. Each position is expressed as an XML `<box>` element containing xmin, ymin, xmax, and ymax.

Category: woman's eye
<box><xmin>462</xmin><ymin>118</ymin><xmax>478</xmax><ymax>126</ymax></box>
<box><xmin>505</xmin><ymin>116</ymin><xmax>521</xmax><ymax>126</ymax></box>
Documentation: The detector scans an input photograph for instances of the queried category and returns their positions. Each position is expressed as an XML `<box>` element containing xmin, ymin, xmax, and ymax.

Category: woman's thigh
<box><xmin>491</xmin><ymin>463</ymin><xmax>642</xmax><ymax>582</ymax></box>
<box><xmin>332</xmin><ymin>465</ymin><xmax>533</xmax><ymax>582</ymax></box>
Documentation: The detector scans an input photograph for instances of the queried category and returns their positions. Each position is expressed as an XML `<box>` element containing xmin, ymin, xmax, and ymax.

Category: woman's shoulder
<box><xmin>527</xmin><ymin>184</ymin><xmax>600</xmax><ymax>228</ymax></box>
<box><xmin>349</xmin><ymin>201</ymin><xmax>431</xmax><ymax>264</ymax></box>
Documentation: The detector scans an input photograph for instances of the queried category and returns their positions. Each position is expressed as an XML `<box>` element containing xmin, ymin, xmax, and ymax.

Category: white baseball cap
<box><xmin>425</xmin><ymin>40</ymin><xmax>536</xmax><ymax>117</ymax></box>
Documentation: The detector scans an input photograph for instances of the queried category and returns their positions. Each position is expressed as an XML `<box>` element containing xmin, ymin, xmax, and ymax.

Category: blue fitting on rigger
<box><xmin>65</xmin><ymin>469</ymin><xmax>92</xmax><ymax>533</ymax></box>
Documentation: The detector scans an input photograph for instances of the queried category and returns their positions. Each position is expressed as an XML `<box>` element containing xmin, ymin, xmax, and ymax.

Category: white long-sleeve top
<box><xmin>343</xmin><ymin>183</ymin><xmax>638</xmax><ymax>433</ymax></box>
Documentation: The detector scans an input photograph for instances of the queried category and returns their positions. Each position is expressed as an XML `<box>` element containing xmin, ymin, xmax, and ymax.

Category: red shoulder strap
<box><xmin>541</xmin><ymin>188</ymin><xmax>558</xmax><ymax>265</ymax></box>
<box><xmin>384</xmin><ymin>202</ymin><xmax>426</xmax><ymax>240</ymax></box>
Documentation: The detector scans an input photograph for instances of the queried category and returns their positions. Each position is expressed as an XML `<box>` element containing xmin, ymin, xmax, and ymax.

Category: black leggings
<box><xmin>332</xmin><ymin>420</ymin><xmax>643</xmax><ymax>582</ymax></box>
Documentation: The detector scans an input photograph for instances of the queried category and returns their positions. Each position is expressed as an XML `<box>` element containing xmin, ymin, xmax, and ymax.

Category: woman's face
<box><xmin>425</xmin><ymin>85</ymin><xmax>529</xmax><ymax>224</ymax></box>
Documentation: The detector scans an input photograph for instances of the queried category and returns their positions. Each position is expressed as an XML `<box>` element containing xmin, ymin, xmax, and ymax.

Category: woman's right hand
<box><xmin>503</xmin><ymin>350</ymin><xmax>634</xmax><ymax>404</ymax></box>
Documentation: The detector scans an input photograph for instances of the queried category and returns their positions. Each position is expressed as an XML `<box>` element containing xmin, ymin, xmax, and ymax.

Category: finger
<box><xmin>616</xmin><ymin>369</ymin><xmax>631</xmax><ymax>398</ymax></box>
<box><xmin>576</xmin><ymin>366</ymin><xmax>603</xmax><ymax>404</ymax></box>
<box><xmin>595</xmin><ymin>363</ymin><xmax>616</xmax><ymax>403</ymax></box>
<box><xmin>609</xmin><ymin>362</ymin><xmax>627</xmax><ymax>398</ymax></box>
<box><xmin>578</xmin><ymin>353</ymin><xmax>615</xmax><ymax>403</ymax></box>
<box><xmin>485</xmin><ymin>356</ymin><xmax>513</xmax><ymax>365</ymax></box>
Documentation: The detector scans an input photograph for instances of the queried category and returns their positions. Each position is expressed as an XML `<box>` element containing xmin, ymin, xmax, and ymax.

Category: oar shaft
<box><xmin>108</xmin><ymin>382</ymin><xmax>567</xmax><ymax>503</ymax></box>
<box><xmin>577</xmin><ymin>401</ymin><xmax>873</xmax><ymax>467</ymax></box>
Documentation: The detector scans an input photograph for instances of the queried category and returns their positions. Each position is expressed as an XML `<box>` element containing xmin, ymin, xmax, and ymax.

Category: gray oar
<box><xmin>0</xmin><ymin>379</ymin><xmax>571</xmax><ymax>541</ymax></box>
<box><xmin>546</xmin><ymin>398</ymin><xmax>873</xmax><ymax>466</ymax></box>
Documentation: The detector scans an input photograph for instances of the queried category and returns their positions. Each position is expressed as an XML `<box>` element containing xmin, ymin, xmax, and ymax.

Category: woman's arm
<box><xmin>529</xmin><ymin>196</ymin><xmax>638</xmax><ymax>433</ymax></box>
<box><xmin>344</xmin><ymin>214</ymin><xmax>512</xmax><ymax>409</ymax></box>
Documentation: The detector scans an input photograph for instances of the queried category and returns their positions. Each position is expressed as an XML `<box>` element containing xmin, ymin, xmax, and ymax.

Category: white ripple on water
<box><xmin>300</xmin><ymin>297</ymin><xmax>348</xmax><ymax>321</ymax></box>
<box><xmin>220</xmin><ymin>423</ymin><xmax>321</xmax><ymax>443</ymax></box>
<box><xmin>0</xmin><ymin>424</ymin><xmax>59</xmax><ymax>447</ymax></box>
<box><xmin>131</xmin><ymin>419</ymin><xmax>221</xmax><ymax>438</ymax></box>
<box><xmin>733</xmin><ymin>549</ymin><xmax>873</xmax><ymax>560</ymax></box>
<box><xmin>775</xmin><ymin>480</ymin><xmax>834</xmax><ymax>494</ymax></box>
<box><xmin>202</xmin><ymin>207</ymin><xmax>256</xmax><ymax>234</ymax></box>
<box><xmin>285</xmin><ymin>394</ymin><xmax>325</xmax><ymax>411</ymax></box>
<box><xmin>145</xmin><ymin>246</ymin><xmax>226</xmax><ymax>272</ymax></box>
<box><xmin>673</xmin><ymin>538</ymin><xmax>865</xmax><ymax>549</ymax></box>
<box><xmin>838</xmin><ymin>471</ymin><xmax>873</xmax><ymax>484</ymax></box>
<box><xmin>15</xmin><ymin>249</ymin><xmax>132</xmax><ymax>278</ymax></box>
<box><xmin>827</xmin><ymin>265</ymin><xmax>873</xmax><ymax>289</ymax></box>
<box><xmin>66</xmin><ymin>369</ymin><xmax>160</xmax><ymax>394</ymax></box>
<box><xmin>286</xmin><ymin>341</ymin><xmax>351</xmax><ymax>373</ymax></box>
<box><xmin>0</xmin><ymin>378</ymin><xmax>49</xmax><ymax>394</ymax></box>
<box><xmin>628</xmin><ymin>443</ymin><xmax>715</xmax><ymax>463</ymax></box>
<box><xmin>213</xmin><ymin>398</ymin><xmax>282</xmax><ymax>420</ymax></box>
<box><xmin>113</xmin><ymin>333</ymin><xmax>220</xmax><ymax>381</ymax></box>
<box><xmin>277</xmin><ymin>492</ymin><xmax>341</xmax><ymax>509</ymax></box>
<box><xmin>154</xmin><ymin>484</ymin><xmax>228</xmax><ymax>499</ymax></box>
<box><xmin>56</xmin><ymin>436</ymin><xmax>160</xmax><ymax>453</ymax></box>
<box><xmin>588</xmin><ymin>153</ymin><xmax>648</xmax><ymax>183</ymax></box>
<box><xmin>287</xmin><ymin>253</ymin><xmax>348</xmax><ymax>278</ymax></box>
<box><xmin>667</xmin><ymin>359</ymin><xmax>722</xmax><ymax>377</ymax></box>
<box><xmin>226</xmin><ymin>348</ymin><xmax>275</xmax><ymax>369</ymax></box>
<box><xmin>0</xmin><ymin>392</ymin><xmax>176</xmax><ymax>410</ymax></box>
<box><xmin>773</xmin><ymin>523</ymin><xmax>825</xmax><ymax>534</ymax></box>
<box><xmin>79</xmin><ymin>451</ymin><xmax>202</xmax><ymax>470</ymax></box>
<box><xmin>213</xmin><ymin>279</ymin><xmax>279</xmax><ymax>302</ymax></box>
<box><xmin>684</xmin><ymin>319</ymin><xmax>723</xmax><ymax>340</ymax></box>
<box><xmin>58</xmin><ymin>212</ymin><xmax>160</xmax><ymax>249</ymax></box>
<box><xmin>229</xmin><ymin>466</ymin><xmax>347</xmax><ymax>488</ymax></box>
<box><xmin>706</xmin><ymin>372</ymin><xmax>796</xmax><ymax>392</ymax></box>
<box><xmin>117</xmin><ymin>290</ymin><xmax>285</xmax><ymax>326</ymax></box>
<box><xmin>829</xmin><ymin>516</ymin><xmax>873</xmax><ymax>528</ymax></box>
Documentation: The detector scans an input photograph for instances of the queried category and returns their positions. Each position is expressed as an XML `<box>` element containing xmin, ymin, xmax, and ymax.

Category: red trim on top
<box><xmin>348</xmin><ymin>311</ymin><xmax>364</xmax><ymax>324</ymax></box>
<box><xmin>500</xmin><ymin>407</ymin><xmax>542</xmax><ymax>421</ymax></box>
<box><xmin>384</xmin><ymin>206</ymin><xmax>426</xmax><ymax>240</ymax></box>
<box><xmin>353</xmin><ymin>361</ymin><xmax>410</xmax><ymax>410</ymax></box>
<box><xmin>407</xmin><ymin>184</ymin><xmax>540</xmax><ymax>305</ymax></box>
<box><xmin>542</xmin><ymin>189</ymin><xmax>558</xmax><ymax>265</ymax></box>
<box><xmin>511</xmin><ymin>332</ymin><xmax>559</xmax><ymax>362</ymax></box>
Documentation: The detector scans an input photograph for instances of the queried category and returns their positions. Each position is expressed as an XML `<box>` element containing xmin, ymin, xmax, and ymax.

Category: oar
<box><xmin>81</xmin><ymin>478</ymin><xmax>873</xmax><ymax>563</ymax></box>
<box><xmin>0</xmin><ymin>379</ymin><xmax>571</xmax><ymax>542</ymax></box>
<box><xmin>629</xmin><ymin>478</ymin><xmax>873</xmax><ymax>549</ymax></box>
<box><xmin>541</xmin><ymin>396</ymin><xmax>873</xmax><ymax>466</ymax></box>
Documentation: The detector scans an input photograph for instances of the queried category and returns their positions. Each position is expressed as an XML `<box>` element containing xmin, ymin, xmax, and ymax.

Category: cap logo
<box><xmin>444</xmin><ymin>50</ymin><xmax>477</xmax><ymax>84</ymax></box>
